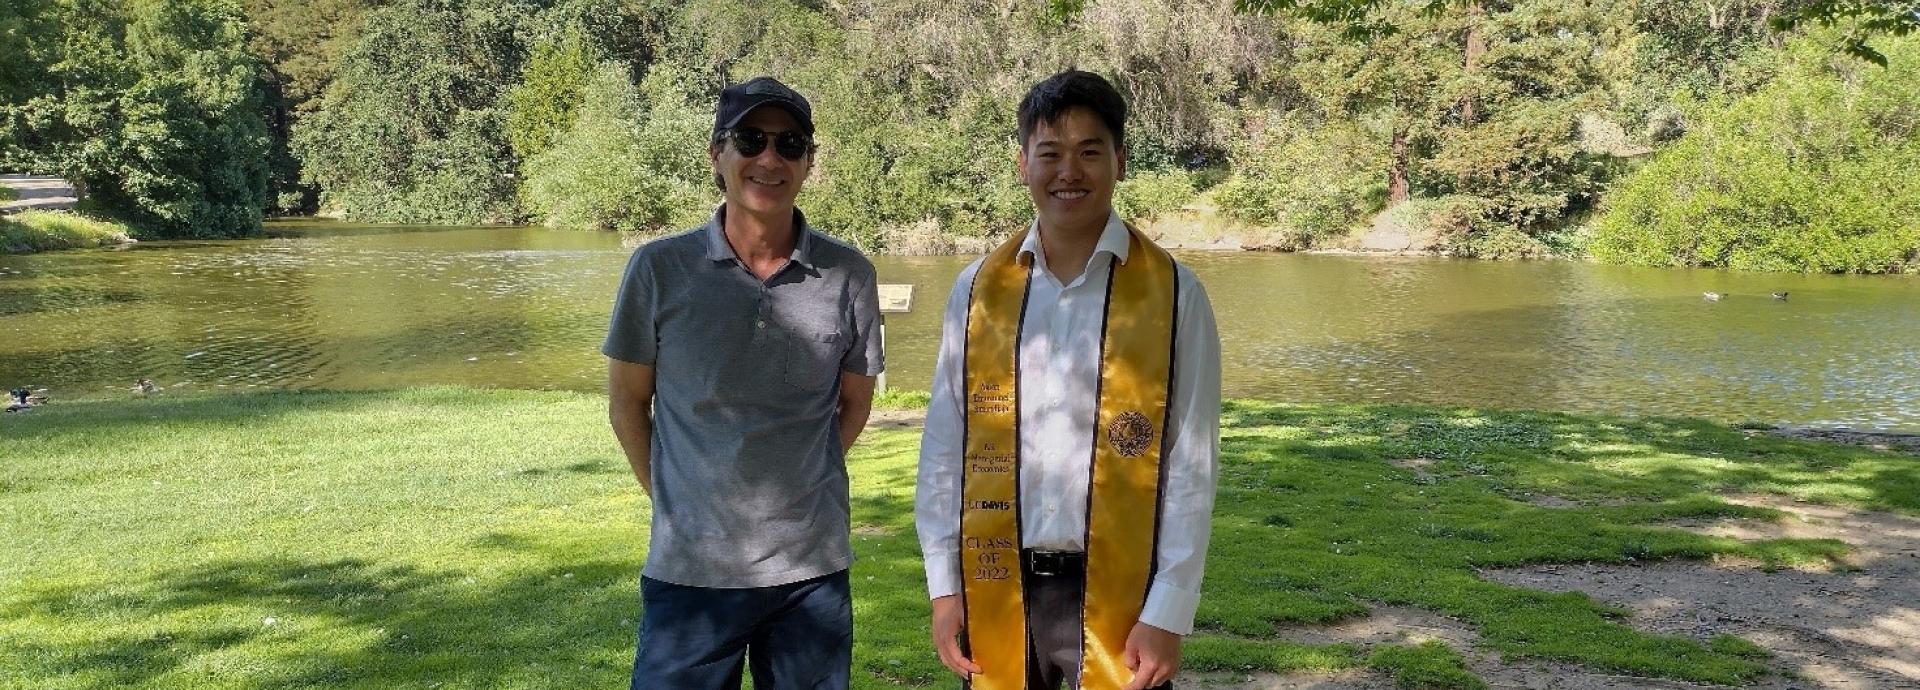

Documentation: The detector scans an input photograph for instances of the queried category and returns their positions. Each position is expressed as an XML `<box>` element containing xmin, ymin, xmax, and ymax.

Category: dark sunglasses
<box><xmin>724</xmin><ymin>127</ymin><xmax>813</xmax><ymax>161</ymax></box>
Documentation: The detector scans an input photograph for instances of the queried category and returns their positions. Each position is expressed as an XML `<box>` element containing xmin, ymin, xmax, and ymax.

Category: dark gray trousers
<box><xmin>1000</xmin><ymin>553</ymin><xmax>1173</xmax><ymax>690</ymax></box>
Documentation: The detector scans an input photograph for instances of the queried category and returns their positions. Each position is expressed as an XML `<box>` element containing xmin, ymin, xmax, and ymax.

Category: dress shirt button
<box><xmin>755</xmin><ymin>321</ymin><xmax>765</xmax><ymax>329</ymax></box>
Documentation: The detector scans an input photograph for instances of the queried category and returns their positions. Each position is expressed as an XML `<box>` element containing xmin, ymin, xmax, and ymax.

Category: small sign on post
<box><xmin>878</xmin><ymin>284</ymin><xmax>914</xmax><ymax>313</ymax></box>
<box><xmin>876</xmin><ymin>284</ymin><xmax>914</xmax><ymax>392</ymax></box>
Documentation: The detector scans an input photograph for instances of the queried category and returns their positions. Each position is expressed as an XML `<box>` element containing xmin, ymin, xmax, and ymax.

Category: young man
<box><xmin>605</xmin><ymin>76</ymin><xmax>883</xmax><ymax>690</ymax></box>
<box><xmin>915</xmin><ymin>71</ymin><xmax>1222</xmax><ymax>690</ymax></box>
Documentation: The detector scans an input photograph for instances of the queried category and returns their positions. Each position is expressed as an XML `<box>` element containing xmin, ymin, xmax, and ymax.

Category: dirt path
<box><xmin>0</xmin><ymin>174</ymin><xmax>78</xmax><ymax>213</ymax></box>
<box><xmin>1196</xmin><ymin>497</ymin><xmax>1920</xmax><ymax>689</ymax></box>
<box><xmin>1484</xmin><ymin>496</ymin><xmax>1920</xmax><ymax>689</ymax></box>
<box><xmin>866</xmin><ymin>408</ymin><xmax>927</xmax><ymax>430</ymax></box>
<box><xmin>1191</xmin><ymin>603</ymin><xmax>1773</xmax><ymax>690</ymax></box>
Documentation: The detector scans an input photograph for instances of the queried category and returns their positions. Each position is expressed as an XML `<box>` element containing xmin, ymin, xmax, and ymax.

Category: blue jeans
<box><xmin>630</xmin><ymin>570</ymin><xmax>852</xmax><ymax>690</ymax></box>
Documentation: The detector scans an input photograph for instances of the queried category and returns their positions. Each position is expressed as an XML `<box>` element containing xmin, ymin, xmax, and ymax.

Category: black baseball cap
<box><xmin>714</xmin><ymin>77</ymin><xmax>814</xmax><ymax>136</ymax></box>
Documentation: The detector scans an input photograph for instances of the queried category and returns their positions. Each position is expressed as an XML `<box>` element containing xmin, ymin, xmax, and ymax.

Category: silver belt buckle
<box><xmin>1027</xmin><ymin>550</ymin><xmax>1066</xmax><ymax>576</ymax></box>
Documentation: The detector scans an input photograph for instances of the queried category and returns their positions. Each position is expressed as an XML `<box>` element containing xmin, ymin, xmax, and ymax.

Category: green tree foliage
<box><xmin>1113</xmin><ymin>169</ymin><xmax>1199</xmax><ymax>222</ymax></box>
<box><xmin>8</xmin><ymin>0</ymin><xmax>1904</xmax><ymax>271</ymax></box>
<box><xmin>1771</xmin><ymin>0</ymin><xmax>1920</xmax><ymax>65</ymax></box>
<box><xmin>1214</xmin><ymin>116</ymin><xmax>1385</xmax><ymax>237</ymax></box>
<box><xmin>1591</xmin><ymin>36</ymin><xmax>1920</xmax><ymax>273</ymax></box>
<box><xmin>1239</xmin><ymin>0</ymin><xmax>1919</xmax><ymax>63</ymax></box>
<box><xmin>505</xmin><ymin>30</ymin><xmax>597</xmax><ymax>162</ymax></box>
<box><xmin>1214</xmin><ymin>1</ymin><xmax>1614</xmax><ymax>253</ymax></box>
<box><xmin>292</xmin><ymin>0</ymin><xmax>540</xmax><ymax>224</ymax></box>
<box><xmin>0</xmin><ymin>0</ymin><xmax>62</xmax><ymax>168</ymax></box>
<box><xmin>1</xmin><ymin>0</ymin><xmax>270</xmax><ymax>238</ymax></box>
<box><xmin>519</xmin><ymin>63</ymin><xmax>711</xmax><ymax>231</ymax></box>
<box><xmin>240</xmin><ymin>0</ymin><xmax>381</xmax><ymax>214</ymax></box>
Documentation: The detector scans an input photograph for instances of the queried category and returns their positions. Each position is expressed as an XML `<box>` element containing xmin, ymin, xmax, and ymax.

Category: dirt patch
<box><xmin>1195</xmin><ymin>497</ymin><xmax>1918</xmax><ymax>689</ymax></box>
<box><xmin>1189</xmin><ymin>669</ymin><xmax>1385</xmax><ymax>689</ymax></box>
<box><xmin>1763</xmin><ymin>427</ymin><xmax>1920</xmax><ymax>454</ymax></box>
<box><xmin>1389</xmin><ymin>457</ymin><xmax>1438</xmax><ymax>484</ymax></box>
<box><xmin>1483</xmin><ymin>495</ymin><xmax>1920</xmax><ymax>689</ymax></box>
<box><xmin>1194</xmin><ymin>605</ymin><xmax>1728</xmax><ymax>689</ymax></box>
<box><xmin>866</xmin><ymin>409</ymin><xmax>925</xmax><ymax>430</ymax></box>
<box><xmin>1516</xmin><ymin>494</ymin><xmax>1642</xmax><ymax>510</ymax></box>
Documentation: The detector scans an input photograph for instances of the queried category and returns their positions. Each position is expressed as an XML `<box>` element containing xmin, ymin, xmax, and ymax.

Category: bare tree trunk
<box><xmin>1462</xmin><ymin>0</ymin><xmax>1486</xmax><ymax>125</ymax></box>
<box><xmin>1388</xmin><ymin>126</ymin><xmax>1411</xmax><ymax>206</ymax></box>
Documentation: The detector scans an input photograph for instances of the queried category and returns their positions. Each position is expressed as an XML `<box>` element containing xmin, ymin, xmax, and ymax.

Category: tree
<box><xmin>505</xmin><ymin>29</ymin><xmax>598</xmax><ymax>162</ymax></box>
<box><xmin>292</xmin><ymin>0</ymin><xmax>544</xmax><ymax>224</ymax></box>
<box><xmin>2</xmin><ymin>0</ymin><xmax>270</xmax><ymax>238</ymax></box>
<box><xmin>1236</xmin><ymin>0</ymin><xmax>1920</xmax><ymax>64</ymax></box>
<box><xmin>241</xmin><ymin>0</ymin><xmax>383</xmax><ymax>214</ymax></box>
<box><xmin>1772</xmin><ymin>0</ymin><xmax>1920</xmax><ymax>65</ymax></box>
<box><xmin>519</xmin><ymin>62</ymin><xmax>711</xmax><ymax>231</ymax></box>
<box><xmin>1287</xmin><ymin>5</ymin><xmax>1464</xmax><ymax>207</ymax></box>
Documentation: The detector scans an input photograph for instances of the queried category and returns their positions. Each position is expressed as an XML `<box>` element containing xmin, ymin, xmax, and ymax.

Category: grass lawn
<box><xmin>2</xmin><ymin>388</ymin><xmax>1915</xmax><ymax>689</ymax></box>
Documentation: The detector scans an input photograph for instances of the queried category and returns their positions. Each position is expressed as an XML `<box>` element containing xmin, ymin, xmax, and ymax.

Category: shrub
<box><xmin>1113</xmin><ymin>168</ymin><xmax>1197</xmax><ymax>222</ymax></box>
<box><xmin>1215</xmin><ymin>117</ymin><xmax>1385</xmax><ymax>241</ymax></box>
<box><xmin>519</xmin><ymin>64</ymin><xmax>713</xmax><ymax>232</ymax></box>
<box><xmin>1591</xmin><ymin>35</ymin><xmax>1920</xmax><ymax>273</ymax></box>
<box><xmin>0</xmin><ymin>210</ymin><xmax>132</xmax><ymax>252</ymax></box>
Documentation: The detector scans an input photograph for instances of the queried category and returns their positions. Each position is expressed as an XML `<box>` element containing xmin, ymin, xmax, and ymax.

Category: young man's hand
<box><xmin>1121</xmin><ymin>622</ymin><xmax>1182</xmax><ymax>689</ymax></box>
<box><xmin>929</xmin><ymin>595</ymin><xmax>982</xmax><ymax>678</ymax></box>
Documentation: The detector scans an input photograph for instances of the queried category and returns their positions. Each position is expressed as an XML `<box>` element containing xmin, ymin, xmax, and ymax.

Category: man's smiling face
<box><xmin>1018</xmin><ymin>106</ymin><xmax>1127</xmax><ymax>233</ymax></box>
<box><xmin>711</xmin><ymin>106</ymin><xmax>812</xmax><ymax>216</ymax></box>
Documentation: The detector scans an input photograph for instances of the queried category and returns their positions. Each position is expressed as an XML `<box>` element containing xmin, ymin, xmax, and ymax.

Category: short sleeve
<box><xmin>602</xmin><ymin>248</ymin><xmax>659</xmax><ymax>365</ymax></box>
<box><xmin>840</xmin><ymin>264</ymin><xmax>884</xmax><ymax>376</ymax></box>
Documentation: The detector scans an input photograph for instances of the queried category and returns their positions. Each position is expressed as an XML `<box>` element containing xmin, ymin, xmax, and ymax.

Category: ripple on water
<box><xmin>1</xmin><ymin>228</ymin><xmax>1916</xmax><ymax>430</ymax></box>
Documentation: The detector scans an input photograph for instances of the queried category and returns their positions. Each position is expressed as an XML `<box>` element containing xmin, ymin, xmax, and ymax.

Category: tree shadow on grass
<box><xmin>4</xmin><ymin>553</ymin><xmax>640</xmax><ymax>688</ymax></box>
<box><xmin>0</xmin><ymin>427</ymin><xmax>948</xmax><ymax>690</ymax></box>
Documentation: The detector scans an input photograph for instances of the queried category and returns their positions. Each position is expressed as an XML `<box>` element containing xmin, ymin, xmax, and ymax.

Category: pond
<box><xmin>2</xmin><ymin>221</ymin><xmax>1915</xmax><ymax>430</ymax></box>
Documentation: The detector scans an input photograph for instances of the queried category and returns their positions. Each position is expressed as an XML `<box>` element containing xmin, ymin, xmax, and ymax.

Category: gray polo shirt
<box><xmin>603</xmin><ymin>206</ymin><xmax>884</xmax><ymax>588</ymax></box>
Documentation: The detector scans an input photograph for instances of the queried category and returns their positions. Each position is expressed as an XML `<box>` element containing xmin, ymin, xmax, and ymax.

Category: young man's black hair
<box><xmin>1016</xmin><ymin>69</ymin><xmax>1128</xmax><ymax>151</ymax></box>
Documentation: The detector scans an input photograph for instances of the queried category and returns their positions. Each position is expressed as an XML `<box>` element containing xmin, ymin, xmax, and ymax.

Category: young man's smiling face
<box><xmin>1018</xmin><ymin>106</ymin><xmax>1127</xmax><ymax>234</ymax></box>
<box><xmin>710</xmin><ymin>106</ymin><xmax>812</xmax><ymax>217</ymax></box>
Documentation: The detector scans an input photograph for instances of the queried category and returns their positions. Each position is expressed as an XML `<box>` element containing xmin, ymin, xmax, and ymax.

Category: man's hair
<box><xmin>1017</xmin><ymin>70</ymin><xmax>1127</xmax><ymax>152</ymax></box>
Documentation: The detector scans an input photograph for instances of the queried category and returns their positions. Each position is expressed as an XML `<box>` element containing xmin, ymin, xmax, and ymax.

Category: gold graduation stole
<box><xmin>959</xmin><ymin>224</ymin><xmax>1178</xmax><ymax>690</ymax></box>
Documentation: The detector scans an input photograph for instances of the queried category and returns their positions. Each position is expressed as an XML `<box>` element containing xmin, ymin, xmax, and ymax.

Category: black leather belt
<box><xmin>1022</xmin><ymin>549</ymin><xmax>1086</xmax><ymax>577</ymax></box>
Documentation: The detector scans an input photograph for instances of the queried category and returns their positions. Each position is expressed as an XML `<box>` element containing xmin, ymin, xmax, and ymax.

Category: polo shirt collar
<box><xmin>1018</xmin><ymin>210</ymin><xmax>1131</xmax><ymax>268</ymax></box>
<box><xmin>703</xmin><ymin>204</ymin><xmax>817</xmax><ymax>269</ymax></box>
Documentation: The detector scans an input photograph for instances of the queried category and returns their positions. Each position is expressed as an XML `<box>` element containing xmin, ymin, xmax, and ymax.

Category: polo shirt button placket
<box><xmin>754</xmin><ymin>288</ymin><xmax>772</xmax><ymax>340</ymax></box>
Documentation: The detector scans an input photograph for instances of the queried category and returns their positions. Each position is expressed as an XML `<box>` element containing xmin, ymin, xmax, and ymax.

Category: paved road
<box><xmin>0</xmin><ymin>174</ymin><xmax>78</xmax><ymax>213</ymax></box>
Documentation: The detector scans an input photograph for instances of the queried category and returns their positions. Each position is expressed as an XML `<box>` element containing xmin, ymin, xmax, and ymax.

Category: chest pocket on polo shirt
<box><xmin>783</xmin><ymin>330</ymin><xmax>844</xmax><ymax>391</ymax></box>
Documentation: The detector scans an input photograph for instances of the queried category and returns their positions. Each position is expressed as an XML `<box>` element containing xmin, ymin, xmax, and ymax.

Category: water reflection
<box><xmin>0</xmin><ymin>221</ymin><xmax>1915</xmax><ymax>430</ymax></box>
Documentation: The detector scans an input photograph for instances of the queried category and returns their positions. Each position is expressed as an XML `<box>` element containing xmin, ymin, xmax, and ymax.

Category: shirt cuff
<box><xmin>1138</xmin><ymin>578</ymin><xmax>1201</xmax><ymax>635</ymax></box>
<box><xmin>924</xmin><ymin>549</ymin><xmax>961</xmax><ymax>600</ymax></box>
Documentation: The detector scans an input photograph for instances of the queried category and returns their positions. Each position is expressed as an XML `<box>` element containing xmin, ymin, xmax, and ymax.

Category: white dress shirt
<box><xmin>915</xmin><ymin>211</ymin><xmax>1222</xmax><ymax>635</ymax></box>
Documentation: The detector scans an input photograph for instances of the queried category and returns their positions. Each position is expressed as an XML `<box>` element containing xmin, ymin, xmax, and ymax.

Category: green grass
<box><xmin>1367</xmin><ymin>641</ymin><xmax>1486</xmax><ymax>689</ymax></box>
<box><xmin>873</xmin><ymin>388</ymin><xmax>931</xmax><ymax>410</ymax></box>
<box><xmin>0</xmin><ymin>210</ymin><xmax>131</xmax><ymax>253</ymax></box>
<box><xmin>3</xmin><ymin>390</ymin><xmax>1915</xmax><ymax>689</ymax></box>
<box><xmin>0</xmin><ymin>186</ymin><xmax>19</xmax><ymax>202</ymax></box>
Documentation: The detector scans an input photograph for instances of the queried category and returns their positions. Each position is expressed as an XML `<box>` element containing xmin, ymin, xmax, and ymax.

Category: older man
<box><xmin>605</xmin><ymin>76</ymin><xmax>883</xmax><ymax>690</ymax></box>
